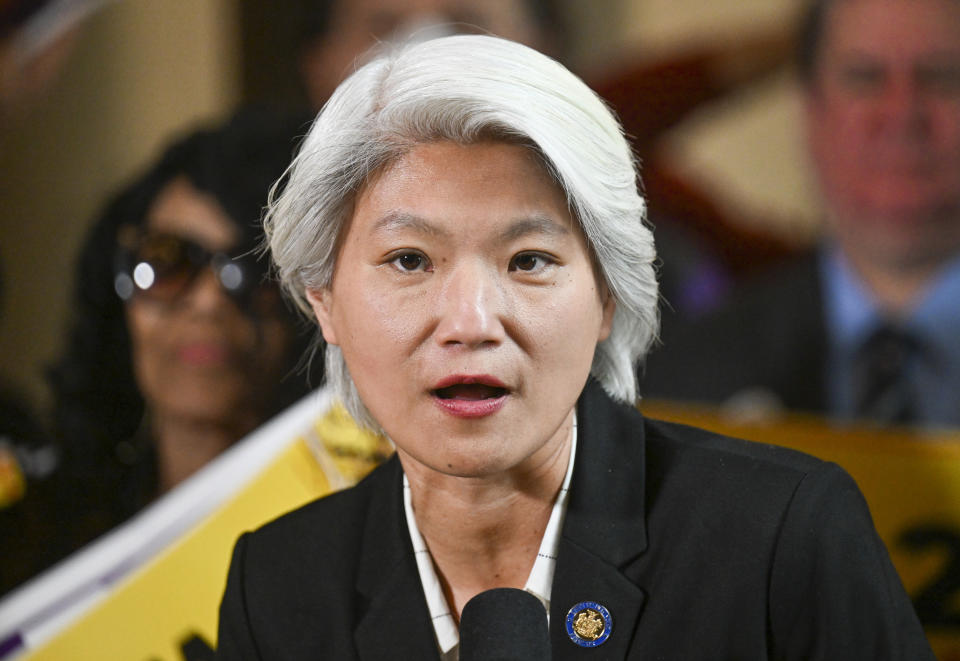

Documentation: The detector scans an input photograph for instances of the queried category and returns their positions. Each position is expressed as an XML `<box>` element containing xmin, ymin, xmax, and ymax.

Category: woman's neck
<box><xmin>150</xmin><ymin>411</ymin><xmax>251</xmax><ymax>493</ymax></box>
<box><xmin>401</xmin><ymin>415</ymin><xmax>573</xmax><ymax>619</ymax></box>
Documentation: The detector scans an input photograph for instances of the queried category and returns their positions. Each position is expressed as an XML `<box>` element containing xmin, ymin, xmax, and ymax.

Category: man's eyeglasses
<box><xmin>114</xmin><ymin>226</ymin><xmax>278</xmax><ymax>311</ymax></box>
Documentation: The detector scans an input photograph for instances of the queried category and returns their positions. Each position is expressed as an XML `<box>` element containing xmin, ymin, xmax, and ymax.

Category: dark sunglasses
<box><xmin>114</xmin><ymin>226</ymin><xmax>277</xmax><ymax>311</ymax></box>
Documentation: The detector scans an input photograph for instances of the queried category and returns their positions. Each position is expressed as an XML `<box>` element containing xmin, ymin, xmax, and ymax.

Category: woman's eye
<box><xmin>510</xmin><ymin>252</ymin><xmax>553</xmax><ymax>272</ymax></box>
<box><xmin>390</xmin><ymin>251</ymin><xmax>432</xmax><ymax>272</ymax></box>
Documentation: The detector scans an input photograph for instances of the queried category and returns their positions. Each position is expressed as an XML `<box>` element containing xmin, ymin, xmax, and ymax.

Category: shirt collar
<box><xmin>910</xmin><ymin>254</ymin><xmax>960</xmax><ymax>357</ymax></box>
<box><xmin>820</xmin><ymin>246</ymin><xmax>881</xmax><ymax>353</ymax></box>
<box><xmin>402</xmin><ymin>414</ymin><xmax>578</xmax><ymax>659</ymax></box>
<box><xmin>821</xmin><ymin>246</ymin><xmax>960</xmax><ymax>358</ymax></box>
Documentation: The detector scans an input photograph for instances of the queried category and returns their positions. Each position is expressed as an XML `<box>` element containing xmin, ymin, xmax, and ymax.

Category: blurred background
<box><xmin>0</xmin><ymin>0</ymin><xmax>816</xmax><ymax>415</ymax></box>
<box><xmin>6</xmin><ymin>3</ymin><xmax>960</xmax><ymax>653</ymax></box>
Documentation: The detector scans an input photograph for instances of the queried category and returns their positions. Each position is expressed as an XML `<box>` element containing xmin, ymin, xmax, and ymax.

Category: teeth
<box><xmin>435</xmin><ymin>384</ymin><xmax>506</xmax><ymax>400</ymax></box>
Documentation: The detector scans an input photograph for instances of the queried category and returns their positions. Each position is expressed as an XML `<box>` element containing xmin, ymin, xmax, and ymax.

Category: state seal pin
<box><xmin>565</xmin><ymin>601</ymin><xmax>612</xmax><ymax>647</ymax></box>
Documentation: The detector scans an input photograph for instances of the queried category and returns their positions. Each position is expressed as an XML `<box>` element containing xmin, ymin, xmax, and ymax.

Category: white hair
<box><xmin>266</xmin><ymin>34</ymin><xmax>658</xmax><ymax>429</ymax></box>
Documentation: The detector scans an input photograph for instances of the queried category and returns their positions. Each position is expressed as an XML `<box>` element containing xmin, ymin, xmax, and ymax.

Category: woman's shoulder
<box><xmin>643</xmin><ymin>415</ymin><xmax>828</xmax><ymax>476</ymax></box>
<box><xmin>639</xmin><ymin>415</ymin><xmax>861</xmax><ymax>528</ymax></box>
<box><xmin>241</xmin><ymin>453</ymin><xmax>401</xmax><ymax>563</ymax></box>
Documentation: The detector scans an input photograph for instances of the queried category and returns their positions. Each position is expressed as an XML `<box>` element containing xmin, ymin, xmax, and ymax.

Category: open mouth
<box><xmin>430</xmin><ymin>375</ymin><xmax>510</xmax><ymax>418</ymax></box>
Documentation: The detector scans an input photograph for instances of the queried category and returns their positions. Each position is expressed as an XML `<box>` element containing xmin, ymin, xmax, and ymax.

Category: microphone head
<box><xmin>459</xmin><ymin>588</ymin><xmax>550</xmax><ymax>661</ymax></box>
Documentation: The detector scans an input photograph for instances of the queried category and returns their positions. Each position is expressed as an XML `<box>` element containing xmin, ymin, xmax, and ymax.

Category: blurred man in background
<box><xmin>642</xmin><ymin>0</ymin><xmax>960</xmax><ymax>430</ymax></box>
<box><xmin>297</xmin><ymin>0</ymin><xmax>563</xmax><ymax>110</ymax></box>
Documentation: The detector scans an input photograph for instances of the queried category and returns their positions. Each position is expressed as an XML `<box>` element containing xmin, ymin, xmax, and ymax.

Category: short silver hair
<box><xmin>266</xmin><ymin>34</ymin><xmax>658</xmax><ymax>429</ymax></box>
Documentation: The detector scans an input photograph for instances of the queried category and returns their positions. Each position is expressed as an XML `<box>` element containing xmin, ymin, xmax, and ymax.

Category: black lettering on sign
<box><xmin>179</xmin><ymin>632</ymin><xmax>215</xmax><ymax>661</ymax></box>
<box><xmin>898</xmin><ymin>525</ymin><xmax>960</xmax><ymax>628</ymax></box>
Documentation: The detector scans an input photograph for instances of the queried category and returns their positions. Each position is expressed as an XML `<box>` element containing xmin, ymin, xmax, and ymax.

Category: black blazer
<box><xmin>642</xmin><ymin>253</ymin><xmax>830</xmax><ymax>413</ymax></box>
<box><xmin>216</xmin><ymin>381</ymin><xmax>932</xmax><ymax>660</ymax></box>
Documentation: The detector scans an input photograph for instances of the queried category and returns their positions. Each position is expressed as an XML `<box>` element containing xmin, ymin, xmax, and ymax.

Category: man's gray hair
<box><xmin>265</xmin><ymin>34</ymin><xmax>658</xmax><ymax>429</ymax></box>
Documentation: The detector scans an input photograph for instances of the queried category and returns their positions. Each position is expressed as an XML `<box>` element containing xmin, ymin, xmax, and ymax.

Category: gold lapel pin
<box><xmin>565</xmin><ymin>601</ymin><xmax>612</xmax><ymax>647</ymax></box>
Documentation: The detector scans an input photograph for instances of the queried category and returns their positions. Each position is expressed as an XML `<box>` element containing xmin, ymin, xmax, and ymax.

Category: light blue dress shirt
<box><xmin>820</xmin><ymin>247</ymin><xmax>960</xmax><ymax>429</ymax></box>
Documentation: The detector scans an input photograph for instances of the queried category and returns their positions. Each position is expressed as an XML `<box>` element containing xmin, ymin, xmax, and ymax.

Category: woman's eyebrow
<box><xmin>499</xmin><ymin>215</ymin><xmax>571</xmax><ymax>242</ymax></box>
<box><xmin>373</xmin><ymin>211</ymin><xmax>450</xmax><ymax>238</ymax></box>
<box><xmin>371</xmin><ymin>211</ymin><xmax>570</xmax><ymax>241</ymax></box>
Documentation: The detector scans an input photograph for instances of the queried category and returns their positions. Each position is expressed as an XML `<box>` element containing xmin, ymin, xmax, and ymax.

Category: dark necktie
<box><xmin>852</xmin><ymin>324</ymin><xmax>918</xmax><ymax>425</ymax></box>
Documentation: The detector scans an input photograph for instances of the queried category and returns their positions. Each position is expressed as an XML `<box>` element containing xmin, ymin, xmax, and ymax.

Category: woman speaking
<box><xmin>216</xmin><ymin>35</ymin><xmax>931</xmax><ymax>660</ymax></box>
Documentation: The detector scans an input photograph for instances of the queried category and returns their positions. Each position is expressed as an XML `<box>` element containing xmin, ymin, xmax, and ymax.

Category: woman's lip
<box><xmin>432</xmin><ymin>393</ymin><xmax>507</xmax><ymax>418</ymax></box>
<box><xmin>177</xmin><ymin>343</ymin><xmax>230</xmax><ymax>366</ymax></box>
<box><xmin>432</xmin><ymin>374</ymin><xmax>508</xmax><ymax>390</ymax></box>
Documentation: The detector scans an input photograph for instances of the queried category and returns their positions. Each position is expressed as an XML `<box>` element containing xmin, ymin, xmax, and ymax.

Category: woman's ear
<box><xmin>306</xmin><ymin>288</ymin><xmax>339</xmax><ymax>346</ymax></box>
<box><xmin>598</xmin><ymin>293</ymin><xmax>616</xmax><ymax>343</ymax></box>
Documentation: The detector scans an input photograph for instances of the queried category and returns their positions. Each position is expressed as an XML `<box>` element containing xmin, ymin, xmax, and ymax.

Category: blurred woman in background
<box><xmin>8</xmin><ymin>110</ymin><xmax>317</xmax><ymax>589</ymax></box>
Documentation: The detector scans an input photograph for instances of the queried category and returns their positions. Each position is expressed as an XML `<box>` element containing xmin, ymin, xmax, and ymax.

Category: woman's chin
<box><xmin>154</xmin><ymin>387</ymin><xmax>256</xmax><ymax>428</ymax></box>
<box><xmin>400</xmin><ymin>444</ymin><xmax>540</xmax><ymax>483</ymax></box>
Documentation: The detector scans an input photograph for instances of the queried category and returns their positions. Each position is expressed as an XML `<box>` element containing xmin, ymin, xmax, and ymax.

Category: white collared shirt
<box><xmin>402</xmin><ymin>416</ymin><xmax>577</xmax><ymax>660</ymax></box>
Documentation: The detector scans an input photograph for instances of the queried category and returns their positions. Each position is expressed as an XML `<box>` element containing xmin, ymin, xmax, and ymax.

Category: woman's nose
<box><xmin>434</xmin><ymin>263</ymin><xmax>507</xmax><ymax>348</ymax></box>
<box><xmin>873</xmin><ymin>75</ymin><xmax>931</xmax><ymax>139</ymax></box>
<box><xmin>180</xmin><ymin>268</ymin><xmax>235</xmax><ymax>315</ymax></box>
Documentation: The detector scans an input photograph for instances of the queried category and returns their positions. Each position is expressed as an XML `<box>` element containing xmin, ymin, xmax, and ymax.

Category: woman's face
<box><xmin>308</xmin><ymin>141</ymin><xmax>615</xmax><ymax>478</ymax></box>
<box><xmin>126</xmin><ymin>177</ymin><xmax>293</xmax><ymax>430</ymax></box>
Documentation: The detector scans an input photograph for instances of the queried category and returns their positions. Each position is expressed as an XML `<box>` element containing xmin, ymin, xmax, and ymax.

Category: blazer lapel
<box><xmin>351</xmin><ymin>382</ymin><xmax>651</xmax><ymax>660</ymax></box>
<box><xmin>353</xmin><ymin>457</ymin><xmax>441</xmax><ymax>661</ymax></box>
<box><xmin>550</xmin><ymin>381</ymin><xmax>650</xmax><ymax>659</ymax></box>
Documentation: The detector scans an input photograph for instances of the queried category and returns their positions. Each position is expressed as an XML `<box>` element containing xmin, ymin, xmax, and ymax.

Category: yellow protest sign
<box><xmin>12</xmin><ymin>403</ymin><xmax>391</xmax><ymax>661</ymax></box>
<box><xmin>641</xmin><ymin>400</ymin><xmax>960</xmax><ymax>660</ymax></box>
<box><xmin>8</xmin><ymin>396</ymin><xmax>959</xmax><ymax>660</ymax></box>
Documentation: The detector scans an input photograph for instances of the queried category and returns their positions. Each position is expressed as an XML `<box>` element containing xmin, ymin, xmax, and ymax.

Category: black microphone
<box><xmin>459</xmin><ymin>588</ymin><xmax>550</xmax><ymax>661</ymax></box>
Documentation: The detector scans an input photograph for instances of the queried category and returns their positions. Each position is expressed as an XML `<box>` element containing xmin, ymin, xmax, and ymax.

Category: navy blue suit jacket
<box><xmin>642</xmin><ymin>253</ymin><xmax>829</xmax><ymax>413</ymax></box>
<box><xmin>216</xmin><ymin>380</ymin><xmax>931</xmax><ymax>660</ymax></box>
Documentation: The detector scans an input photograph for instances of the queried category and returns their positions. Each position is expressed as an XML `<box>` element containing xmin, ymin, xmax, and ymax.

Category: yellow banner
<box><xmin>641</xmin><ymin>400</ymin><xmax>960</xmax><ymax>660</ymax></box>
<box><xmin>18</xmin><ymin>404</ymin><xmax>391</xmax><ymax>661</ymax></box>
<box><xmin>11</xmin><ymin>399</ymin><xmax>960</xmax><ymax>659</ymax></box>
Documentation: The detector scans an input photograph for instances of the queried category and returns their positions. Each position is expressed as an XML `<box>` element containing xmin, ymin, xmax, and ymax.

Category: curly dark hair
<box><xmin>44</xmin><ymin>108</ymin><xmax>318</xmax><ymax>554</ymax></box>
